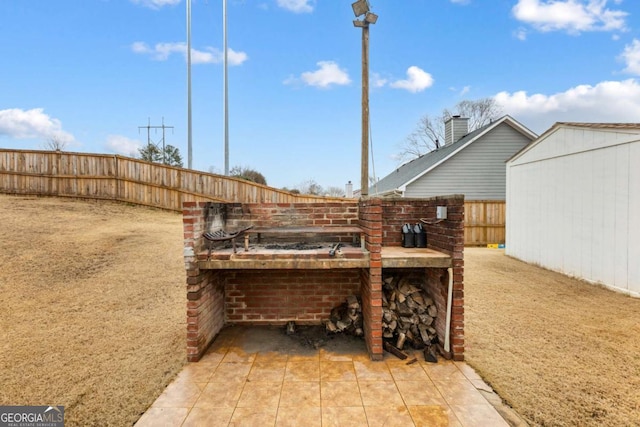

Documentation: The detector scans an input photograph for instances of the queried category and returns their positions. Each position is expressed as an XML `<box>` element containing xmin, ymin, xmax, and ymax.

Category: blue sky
<box><xmin>2</xmin><ymin>0</ymin><xmax>640</xmax><ymax>191</ymax></box>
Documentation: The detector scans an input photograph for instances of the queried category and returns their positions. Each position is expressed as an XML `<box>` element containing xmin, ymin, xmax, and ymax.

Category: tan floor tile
<box><xmin>198</xmin><ymin>350</ymin><xmax>225</xmax><ymax>366</ymax></box>
<box><xmin>422</xmin><ymin>361</ymin><xmax>467</xmax><ymax>381</ymax></box>
<box><xmin>276</xmin><ymin>406</ymin><xmax>322</xmax><ymax>427</ymax></box>
<box><xmin>175</xmin><ymin>362</ymin><xmax>217</xmax><ymax>383</ymax></box>
<box><xmin>320</xmin><ymin>361</ymin><xmax>357</xmax><ymax>381</ymax></box>
<box><xmin>193</xmin><ymin>381</ymin><xmax>244</xmax><ymax>408</ymax></box>
<box><xmin>134</xmin><ymin>407</ymin><xmax>188</xmax><ymax>427</ymax></box>
<box><xmin>364</xmin><ymin>405</ymin><xmax>416</xmax><ymax>427</ymax></box>
<box><xmin>395</xmin><ymin>381</ymin><xmax>446</xmax><ymax>406</ymax></box>
<box><xmin>284</xmin><ymin>361</ymin><xmax>320</xmax><ymax>381</ymax></box>
<box><xmin>454</xmin><ymin>361</ymin><xmax>483</xmax><ymax>381</ymax></box>
<box><xmin>287</xmin><ymin>351</ymin><xmax>320</xmax><ymax>362</ymax></box>
<box><xmin>450</xmin><ymin>403</ymin><xmax>510</xmax><ymax>427</ymax></box>
<box><xmin>255</xmin><ymin>351</ymin><xmax>289</xmax><ymax>363</ymax></box>
<box><xmin>320</xmin><ymin>348</ymin><xmax>357</xmax><ymax>361</ymax></box>
<box><xmin>383</xmin><ymin>348</ymin><xmax>422</xmax><ymax>364</ymax></box>
<box><xmin>151</xmin><ymin>378</ymin><xmax>201</xmax><ymax>408</ymax></box>
<box><xmin>207</xmin><ymin>338</ymin><xmax>233</xmax><ymax>354</ymax></box>
<box><xmin>433</xmin><ymin>379</ymin><xmax>490</xmax><ymax>406</ymax></box>
<box><xmin>358</xmin><ymin>381</ymin><xmax>404</xmax><ymax>407</ymax></box>
<box><xmin>388</xmin><ymin>362</ymin><xmax>430</xmax><ymax>382</ymax></box>
<box><xmin>408</xmin><ymin>405</ymin><xmax>462</xmax><ymax>427</ymax></box>
<box><xmin>322</xmin><ymin>406</ymin><xmax>368</xmax><ymax>427</ymax></box>
<box><xmin>182</xmin><ymin>407</ymin><xmax>234</xmax><ymax>427</ymax></box>
<box><xmin>279</xmin><ymin>381</ymin><xmax>321</xmax><ymax>407</ymax></box>
<box><xmin>229</xmin><ymin>406</ymin><xmax>278</xmax><ymax>427</ymax></box>
<box><xmin>321</xmin><ymin>381</ymin><xmax>362</xmax><ymax>407</ymax></box>
<box><xmin>237</xmin><ymin>381</ymin><xmax>282</xmax><ymax>408</ymax></box>
<box><xmin>221</xmin><ymin>347</ymin><xmax>256</xmax><ymax>363</ymax></box>
<box><xmin>353</xmin><ymin>360</ymin><xmax>393</xmax><ymax>381</ymax></box>
<box><xmin>248</xmin><ymin>361</ymin><xmax>286</xmax><ymax>382</ymax></box>
<box><xmin>471</xmin><ymin>378</ymin><xmax>494</xmax><ymax>393</ymax></box>
<box><xmin>351</xmin><ymin>353</ymin><xmax>374</xmax><ymax>362</ymax></box>
<box><xmin>209</xmin><ymin>362</ymin><xmax>252</xmax><ymax>383</ymax></box>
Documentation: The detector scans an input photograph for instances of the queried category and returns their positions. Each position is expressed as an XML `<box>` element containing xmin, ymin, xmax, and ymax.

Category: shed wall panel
<box><xmin>507</xmin><ymin>128</ymin><xmax>640</xmax><ymax>297</ymax></box>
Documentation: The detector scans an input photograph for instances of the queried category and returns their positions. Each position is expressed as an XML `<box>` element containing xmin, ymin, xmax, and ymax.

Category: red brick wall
<box><xmin>225</xmin><ymin>202</ymin><xmax>359</xmax><ymax>228</ymax></box>
<box><xmin>183</xmin><ymin>202</ymin><xmax>226</xmax><ymax>361</ymax></box>
<box><xmin>182</xmin><ymin>197</ymin><xmax>464</xmax><ymax>362</ymax></box>
<box><xmin>380</xmin><ymin>196</ymin><xmax>465</xmax><ymax>361</ymax></box>
<box><xmin>359</xmin><ymin>198</ymin><xmax>383</xmax><ymax>360</ymax></box>
<box><xmin>224</xmin><ymin>270</ymin><xmax>361</xmax><ymax>324</ymax></box>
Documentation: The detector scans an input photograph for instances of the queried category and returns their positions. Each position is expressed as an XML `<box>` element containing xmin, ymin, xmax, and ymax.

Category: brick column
<box><xmin>359</xmin><ymin>198</ymin><xmax>383</xmax><ymax>360</ymax></box>
<box><xmin>183</xmin><ymin>201</ymin><xmax>225</xmax><ymax>362</ymax></box>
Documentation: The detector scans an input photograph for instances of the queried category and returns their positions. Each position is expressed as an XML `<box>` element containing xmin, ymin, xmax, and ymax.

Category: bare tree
<box><xmin>444</xmin><ymin>98</ymin><xmax>502</xmax><ymax>131</ymax></box>
<box><xmin>296</xmin><ymin>179</ymin><xmax>323</xmax><ymax>195</ymax></box>
<box><xmin>324</xmin><ymin>186</ymin><xmax>345</xmax><ymax>197</ymax></box>
<box><xmin>43</xmin><ymin>135</ymin><xmax>68</xmax><ymax>151</ymax></box>
<box><xmin>397</xmin><ymin>98</ymin><xmax>503</xmax><ymax>163</ymax></box>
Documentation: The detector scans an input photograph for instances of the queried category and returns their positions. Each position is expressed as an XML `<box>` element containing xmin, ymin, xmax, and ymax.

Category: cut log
<box><xmin>424</xmin><ymin>345</ymin><xmax>438</xmax><ymax>363</ymax></box>
<box><xmin>427</xmin><ymin>305</ymin><xmax>437</xmax><ymax>318</ymax></box>
<box><xmin>396</xmin><ymin>332</ymin><xmax>406</xmax><ymax>350</ymax></box>
<box><xmin>384</xmin><ymin>341</ymin><xmax>408</xmax><ymax>360</ymax></box>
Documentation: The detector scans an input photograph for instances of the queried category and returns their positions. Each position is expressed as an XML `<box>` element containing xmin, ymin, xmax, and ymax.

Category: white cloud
<box><xmin>104</xmin><ymin>135</ymin><xmax>142</xmax><ymax>157</ymax></box>
<box><xmin>371</xmin><ymin>72</ymin><xmax>388</xmax><ymax>88</ymax></box>
<box><xmin>512</xmin><ymin>0</ymin><xmax>628</xmax><ymax>34</ymax></box>
<box><xmin>620</xmin><ymin>39</ymin><xmax>640</xmax><ymax>75</ymax></box>
<box><xmin>131</xmin><ymin>42</ymin><xmax>248</xmax><ymax>65</ymax></box>
<box><xmin>285</xmin><ymin>61</ymin><xmax>351</xmax><ymax>88</ymax></box>
<box><xmin>277</xmin><ymin>0</ymin><xmax>314</xmax><ymax>13</ymax></box>
<box><xmin>390</xmin><ymin>66</ymin><xmax>434</xmax><ymax>93</ymax></box>
<box><xmin>0</xmin><ymin>108</ymin><xmax>75</xmax><ymax>144</ymax></box>
<box><xmin>130</xmin><ymin>0</ymin><xmax>180</xmax><ymax>9</ymax></box>
<box><xmin>494</xmin><ymin>79</ymin><xmax>640</xmax><ymax>133</ymax></box>
<box><xmin>514</xmin><ymin>27</ymin><xmax>528</xmax><ymax>40</ymax></box>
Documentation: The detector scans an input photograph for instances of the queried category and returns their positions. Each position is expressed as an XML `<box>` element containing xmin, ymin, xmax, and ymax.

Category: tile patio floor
<box><xmin>135</xmin><ymin>326</ymin><xmax>513</xmax><ymax>427</ymax></box>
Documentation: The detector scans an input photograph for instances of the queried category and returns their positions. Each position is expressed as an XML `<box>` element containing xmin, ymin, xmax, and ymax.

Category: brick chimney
<box><xmin>444</xmin><ymin>116</ymin><xmax>469</xmax><ymax>146</ymax></box>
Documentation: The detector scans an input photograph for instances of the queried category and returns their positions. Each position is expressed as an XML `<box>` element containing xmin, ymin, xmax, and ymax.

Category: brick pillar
<box><xmin>183</xmin><ymin>202</ymin><xmax>225</xmax><ymax>362</ymax></box>
<box><xmin>359</xmin><ymin>198</ymin><xmax>383</xmax><ymax>360</ymax></box>
<box><xmin>448</xmin><ymin>202</ymin><xmax>465</xmax><ymax>361</ymax></box>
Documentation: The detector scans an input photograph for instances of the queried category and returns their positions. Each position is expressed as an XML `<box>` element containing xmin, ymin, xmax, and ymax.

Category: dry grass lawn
<box><xmin>465</xmin><ymin>247</ymin><xmax>640</xmax><ymax>427</ymax></box>
<box><xmin>3</xmin><ymin>195</ymin><xmax>640</xmax><ymax>426</ymax></box>
<box><xmin>0</xmin><ymin>195</ymin><xmax>186</xmax><ymax>426</ymax></box>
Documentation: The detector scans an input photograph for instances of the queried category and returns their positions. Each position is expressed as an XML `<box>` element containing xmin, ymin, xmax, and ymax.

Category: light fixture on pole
<box><xmin>352</xmin><ymin>0</ymin><xmax>377</xmax><ymax>197</ymax></box>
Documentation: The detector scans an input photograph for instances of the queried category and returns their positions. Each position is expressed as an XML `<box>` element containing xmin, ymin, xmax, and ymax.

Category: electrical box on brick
<box><xmin>436</xmin><ymin>206</ymin><xmax>447</xmax><ymax>220</ymax></box>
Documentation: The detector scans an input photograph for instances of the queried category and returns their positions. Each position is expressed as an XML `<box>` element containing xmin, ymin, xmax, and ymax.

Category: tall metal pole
<box><xmin>186</xmin><ymin>0</ymin><xmax>193</xmax><ymax>169</ymax></box>
<box><xmin>360</xmin><ymin>24</ymin><xmax>370</xmax><ymax>197</ymax></box>
<box><xmin>223</xmin><ymin>0</ymin><xmax>229</xmax><ymax>176</ymax></box>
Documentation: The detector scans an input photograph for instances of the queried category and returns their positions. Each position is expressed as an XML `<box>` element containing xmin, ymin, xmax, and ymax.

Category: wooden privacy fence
<box><xmin>1</xmin><ymin>150</ymin><xmax>506</xmax><ymax>245</ymax></box>
<box><xmin>464</xmin><ymin>200</ymin><xmax>506</xmax><ymax>246</ymax></box>
<box><xmin>0</xmin><ymin>149</ymin><xmax>349</xmax><ymax>210</ymax></box>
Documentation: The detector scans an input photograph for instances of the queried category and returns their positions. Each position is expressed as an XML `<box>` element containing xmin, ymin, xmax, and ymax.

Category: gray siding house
<box><xmin>371</xmin><ymin>115</ymin><xmax>537</xmax><ymax>200</ymax></box>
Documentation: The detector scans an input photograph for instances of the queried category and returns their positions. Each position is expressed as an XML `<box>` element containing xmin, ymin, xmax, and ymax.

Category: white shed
<box><xmin>506</xmin><ymin>123</ymin><xmax>640</xmax><ymax>297</ymax></box>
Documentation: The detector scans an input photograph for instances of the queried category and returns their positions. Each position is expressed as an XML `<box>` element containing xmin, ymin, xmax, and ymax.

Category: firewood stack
<box><xmin>382</xmin><ymin>274</ymin><xmax>438</xmax><ymax>350</ymax></box>
<box><xmin>325</xmin><ymin>295</ymin><xmax>364</xmax><ymax>337</ymax></box>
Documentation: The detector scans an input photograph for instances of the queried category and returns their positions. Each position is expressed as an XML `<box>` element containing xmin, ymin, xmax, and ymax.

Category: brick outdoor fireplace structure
<box><xmin>182</xmin><ymin>196</ymin><xmax>464</xmax><ymax>362</ymax></box>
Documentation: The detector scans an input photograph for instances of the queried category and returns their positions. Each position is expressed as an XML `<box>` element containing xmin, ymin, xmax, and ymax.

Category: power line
<box><xmin>138</xmin><ymin>117</ymin><xmax>175</xmax><ymax>164</ymax></box>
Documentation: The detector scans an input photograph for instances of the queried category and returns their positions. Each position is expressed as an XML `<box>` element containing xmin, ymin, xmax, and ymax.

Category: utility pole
<box><xmin>138</xmin><ymin>118</ymin><xmax>174</xmax><ymax>164</ymax></box>
<box><xmin>187</xmin><ymin>0</ymin><xmax>193</xmax><ymax>169</ymax></box>
<box><xmin>223</xmin><ymin>0</ymin><xmax>229</xmax><ymax>176</ymax></box>
<box><xmin>361</xmin><ymin>24</ymin><xmax>369</xmax><ymax>197</ymax></box>
<box><xmin>352</xmin><ymin>1</ymin><xmax>378</xmax><ymax>198</ymax></box>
